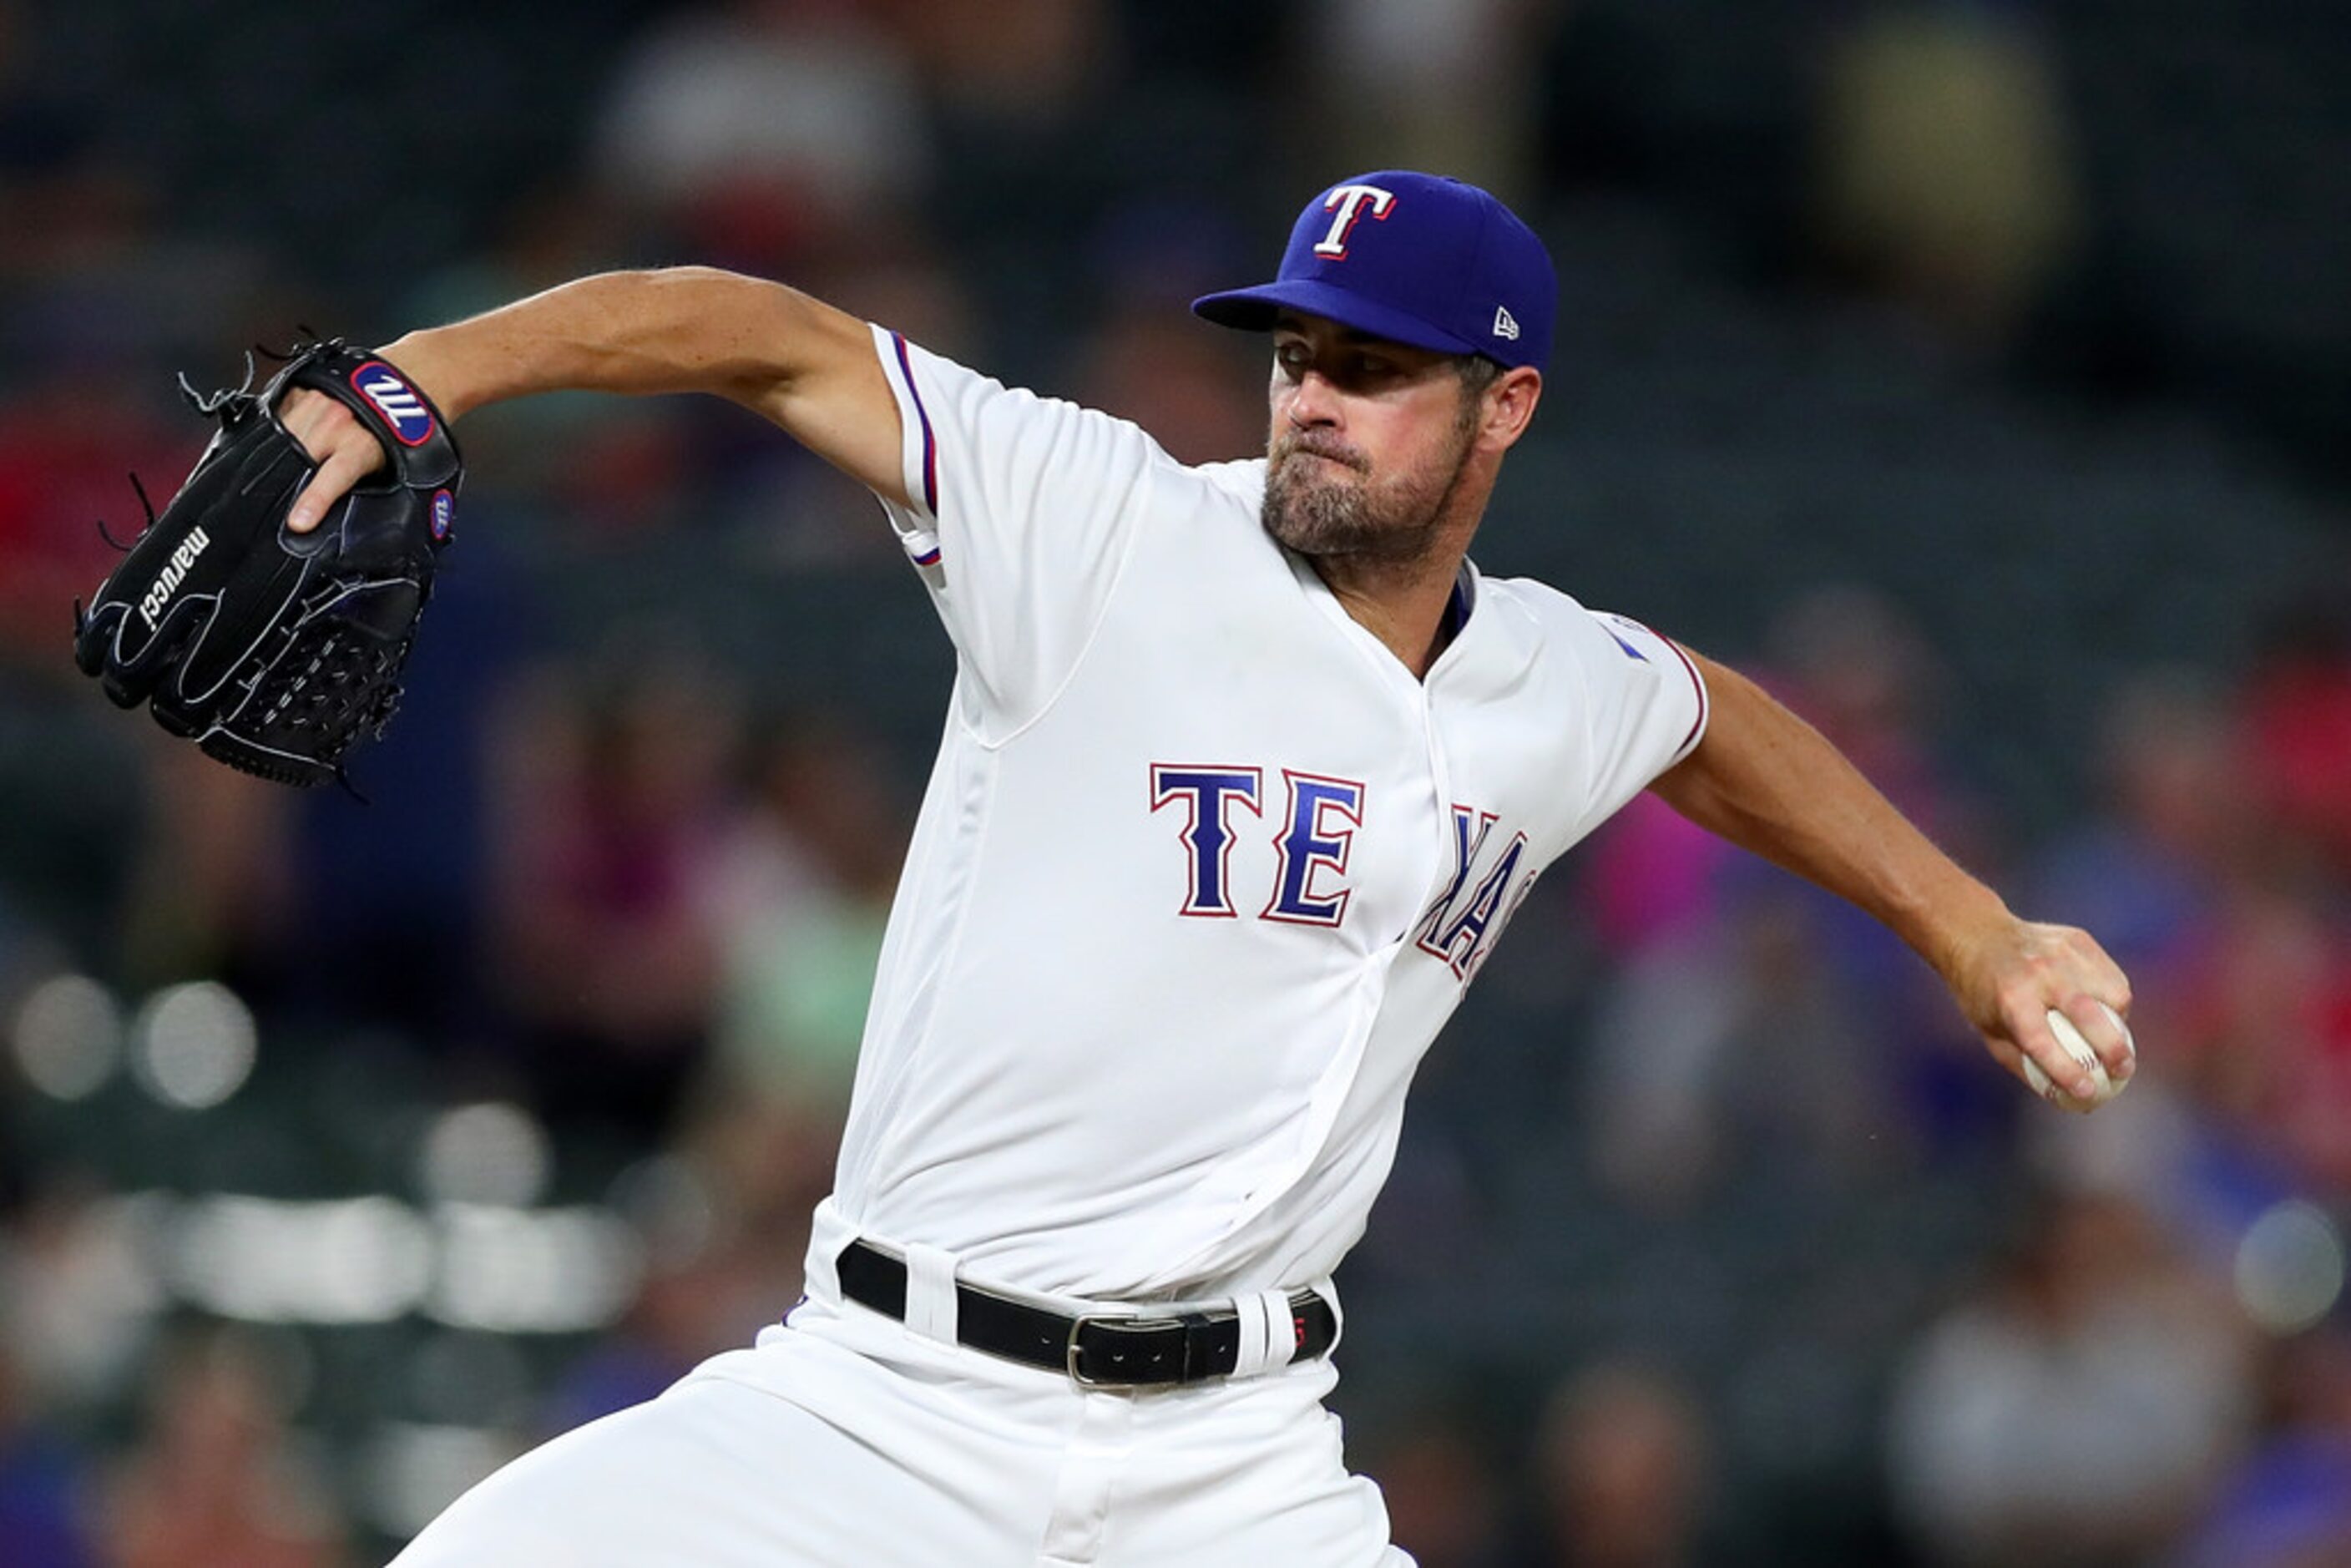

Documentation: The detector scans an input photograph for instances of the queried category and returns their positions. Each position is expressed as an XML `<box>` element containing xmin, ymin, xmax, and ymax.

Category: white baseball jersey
<box><xmin>839</xmin><ymin>325</ymin><xmax>1708</xmax><ymax>1304</ymax></box>
<box><xmin>393</xmin><ymin>329</ymin><xmax>1708</xmax><ymax>1568</ymax></box>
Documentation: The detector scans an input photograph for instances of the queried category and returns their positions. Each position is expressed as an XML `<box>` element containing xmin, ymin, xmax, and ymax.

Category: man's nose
<box><xmin>1286</xmin><ymin>368</ymin><xmax>1342</xmax><ymax>427</ymax></box>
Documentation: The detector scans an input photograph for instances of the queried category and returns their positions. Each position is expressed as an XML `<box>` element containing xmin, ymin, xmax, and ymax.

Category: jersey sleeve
<box><xmin>1553</xmin><ymin>600</ymin><xmax>1711</xmax><ymax>842</ymax></box>
<box><xmin>867</xmin><ymin>325</ymin><xmax>1161</xmax><ymax>733</ymax></box>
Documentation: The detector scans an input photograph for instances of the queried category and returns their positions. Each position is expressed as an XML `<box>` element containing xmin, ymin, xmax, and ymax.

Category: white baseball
<box><xmin>2021</xmin><ymin>1002</ymin><xmax>2132</xmax><ymax>1112</ymax></box>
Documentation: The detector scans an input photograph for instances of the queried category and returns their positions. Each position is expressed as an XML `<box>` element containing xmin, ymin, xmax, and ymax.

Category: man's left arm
<box><xmin>1646</xmin><ymin>649</ymin><xmax>2134</xmax><ymax>1102</ymax></box>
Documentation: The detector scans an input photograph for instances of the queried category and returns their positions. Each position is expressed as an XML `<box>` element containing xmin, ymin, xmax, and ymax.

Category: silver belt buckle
<box><xmin>1064</xmin><ymin>1313</ymin><xmax>1113</xmax><ymax>1387</ymax></box>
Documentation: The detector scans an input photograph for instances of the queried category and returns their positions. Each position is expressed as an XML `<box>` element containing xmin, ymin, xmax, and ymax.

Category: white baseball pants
<box><xmin>389</xmin><ymin>1272</ymin><xmax>1411</xmax><ymax>1565</ymax></box>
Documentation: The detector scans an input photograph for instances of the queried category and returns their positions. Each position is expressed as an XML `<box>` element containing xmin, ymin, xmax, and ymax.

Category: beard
<box><xmin>1261</xmin><ymin>422</ymin><xmax>1477</xmax><ymax>566</ymax></box>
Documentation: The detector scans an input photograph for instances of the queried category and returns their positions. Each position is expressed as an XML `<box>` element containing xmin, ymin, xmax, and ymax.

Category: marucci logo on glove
<box><xmin>351</xmin><ymin>362</ymin><xmax>437</xmax><ymax>445</ymax></box>
<box><xmin>137</xmin><ymin>525</ymin><xmax>211</xmax><ymax>630</ymax></box>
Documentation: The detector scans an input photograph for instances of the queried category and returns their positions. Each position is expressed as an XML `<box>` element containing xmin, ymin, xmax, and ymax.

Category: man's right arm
<box><xmin>1648</xmin><ymin>650</ymin><xmax>2135</xmax><ymax>1100</ymax></box>
<box><xmin>283</xmin><ymin>267</ymin><xmax>906</xmax><ymax>531</ymax></box>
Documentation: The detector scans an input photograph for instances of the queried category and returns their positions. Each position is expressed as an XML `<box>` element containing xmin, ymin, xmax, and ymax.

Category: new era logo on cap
<box><xmin>1192</xmin><ymin>169</ymin><xmax>1558</xmax><ymax>372</ymax></box>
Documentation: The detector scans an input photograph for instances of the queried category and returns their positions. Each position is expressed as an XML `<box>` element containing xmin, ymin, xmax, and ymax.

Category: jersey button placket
<box><xmin>1408</xmin><ymin>680</ymin><xmax>1459</xmax><ymax>951</ymax></box>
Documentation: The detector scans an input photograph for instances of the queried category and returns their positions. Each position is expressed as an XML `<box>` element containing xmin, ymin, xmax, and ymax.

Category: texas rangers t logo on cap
<box><xmin>1312</xmin><ymin>184</ymin><xmax>1395</xmax><ymax>259</ymax></box>
<box><xmin>1191</xmin><ymin>169</ymin><xmax>1559</xmax><ymax>372</ymax></box>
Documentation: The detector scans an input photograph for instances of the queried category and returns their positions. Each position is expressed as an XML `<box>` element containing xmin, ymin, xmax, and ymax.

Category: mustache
<box><xmin>1272</xmin><ymin>432</ymin><xmax>1369</xmax><ymax>473</ymax></box>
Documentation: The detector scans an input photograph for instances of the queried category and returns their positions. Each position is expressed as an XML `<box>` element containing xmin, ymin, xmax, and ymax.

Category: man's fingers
<box><xmin>2050</xmin><ymin>928</ymin><xmax>2135</xmax><ymax>1080</ymax></box>
<box><xmin>276</xmin><ymin>392</ymin><xmax>390</xmax><ymax>534</ymax></box>
<box><xmin>2006</xmin><ymin>999</ymin><xmax>2102</xmax><ymax>1101</ymax></box>
<box><xmin>1962</xmin><ymin>919</ymin><xmax>2136</xmax><ymax>1103</ymax></box>
<box><xmin>288</xmin><ymin>443</ymin><xmax>380</xmax><ymax>534</ymax></box>
<box><xmin>277</xmin><ymin>388</ymin><xmax>344</xmax><ymax>456</ymax></box>
<box><xmin>2065</xmin><ymin>995</ymin><xmax>2136</xmax><ymax>1081</ymax></box>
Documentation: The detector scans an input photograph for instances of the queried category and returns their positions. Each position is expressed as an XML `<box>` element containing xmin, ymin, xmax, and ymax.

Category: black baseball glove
<box><xmin>73</xmin><ymin>341</ymin><xmax>460</xmax><ymax>787</ymax></box>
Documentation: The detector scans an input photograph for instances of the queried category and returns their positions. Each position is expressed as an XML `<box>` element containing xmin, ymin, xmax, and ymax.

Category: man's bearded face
<box><xmin>1261</xmin><ymin>387</ymin><xmax>1479</xmax><ymax>564</ymax></box>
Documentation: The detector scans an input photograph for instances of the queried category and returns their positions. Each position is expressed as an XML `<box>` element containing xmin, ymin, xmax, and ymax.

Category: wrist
<box><xmin>381</xmin><ymin>328</ymin><xmax>472</xmax><ymax>422</ymax></box>
<box><xmin>1914</xmin><ymin>880</ymin><xmax>2015</xmax><ymax>989</ymax></box>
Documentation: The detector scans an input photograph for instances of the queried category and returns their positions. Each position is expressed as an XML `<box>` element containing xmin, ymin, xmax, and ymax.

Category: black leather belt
<box><xmin>835</xmin><ymin>1239</ymin><xmax>1337</xmax><ymax>1388</ymax></box>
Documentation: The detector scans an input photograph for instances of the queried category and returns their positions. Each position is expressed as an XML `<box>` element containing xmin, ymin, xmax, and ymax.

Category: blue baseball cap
<box><xmin>1192</xmin><ymin>170</ymin><xmax>1557</xmax><ymax>372</ymax></box>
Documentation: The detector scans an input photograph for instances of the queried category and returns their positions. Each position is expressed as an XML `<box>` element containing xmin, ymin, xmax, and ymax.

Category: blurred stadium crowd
<box><xmin>2</xmin><ymin>0</ymin><xmax>2348</xmax><ymax>1563</ymax></box>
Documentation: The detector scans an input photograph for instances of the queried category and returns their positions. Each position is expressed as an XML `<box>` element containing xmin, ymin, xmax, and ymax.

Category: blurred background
<box><xmin>2</xmin><ymin>0</ymin><xmax>2348</xmax><ymax>1563</ymax></box>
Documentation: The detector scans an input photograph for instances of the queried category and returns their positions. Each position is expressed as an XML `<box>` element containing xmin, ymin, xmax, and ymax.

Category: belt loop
<box><xmin>1230</xmin><ymin>1288</ymin><xmax>1291</xmax><ymax>1378</ymax></box>
<box><xmin>1311</xmin><ymin>1275</ymin><xmax>1342</xmax><ymax>1354</ymax></box>
<box><xmin>902</xmin><ymin>1242</ymin><xmax>959</xmax><ymax>1346</ymax></box>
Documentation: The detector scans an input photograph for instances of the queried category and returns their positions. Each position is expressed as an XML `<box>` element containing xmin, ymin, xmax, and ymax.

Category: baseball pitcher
<box><xmin>83</xmin><ymin>171</ymin><xmax>2134</xmax><ymax>1565</ymax></box>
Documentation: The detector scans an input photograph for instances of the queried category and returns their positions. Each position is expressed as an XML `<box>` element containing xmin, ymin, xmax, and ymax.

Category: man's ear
<box><xmin>1481</xmin><ymin>367</ymin><xmax>1543</xmax><ymax>452</ymax></box>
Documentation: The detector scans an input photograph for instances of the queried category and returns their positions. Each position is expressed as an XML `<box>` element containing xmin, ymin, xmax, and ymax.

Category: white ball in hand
<box><xmin>2022</xmin><ymin>1002</ymin><xmax>2132</xmax><ymax>1112</ymax></box>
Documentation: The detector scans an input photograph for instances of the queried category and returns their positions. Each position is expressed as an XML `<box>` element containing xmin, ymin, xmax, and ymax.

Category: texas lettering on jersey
<box><xmin>854</xmin><ymin>326</ymin><xmax>1708</xmax><ymax>1301</ymax></box>
<box><xmin>1412</xmin><ymin>806</ymin><xmax>1534</xmax><ymax>981</ymax></box>
<box><xmin>1151</xmin><ymin>766</ymin><xmax>1529</xmax><ymax>979</ymax></box>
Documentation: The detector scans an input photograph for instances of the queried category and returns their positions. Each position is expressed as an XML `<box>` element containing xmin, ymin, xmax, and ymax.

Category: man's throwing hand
<box><xmin>1944</xmin><ymin>915</ymin><xmax>2136</xmax><ymax>1109</ymax></box>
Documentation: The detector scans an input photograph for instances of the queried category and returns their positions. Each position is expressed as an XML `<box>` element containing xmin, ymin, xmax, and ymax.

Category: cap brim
<box><xmin>1191</xmin><ymin>280</ymin><xmax>1482</xmax><ymax>358</ymax></box>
